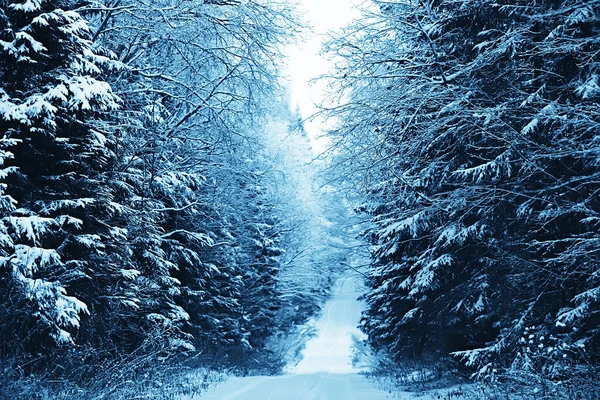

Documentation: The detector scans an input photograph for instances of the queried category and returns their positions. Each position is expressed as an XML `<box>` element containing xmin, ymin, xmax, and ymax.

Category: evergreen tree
<box><xmin>86</xmin><ymin>0</ymin><xmax>298</xmax><ymax>366</ymax></box>
<box><xmin>0</xmin><ymin>0</ymin><xmax>125</xmax><ymax>362</ymax></box>
<box><xmin>326</xmin><ymin>0</ymin><xmax>600</xmax><ymax>384</ymax></box>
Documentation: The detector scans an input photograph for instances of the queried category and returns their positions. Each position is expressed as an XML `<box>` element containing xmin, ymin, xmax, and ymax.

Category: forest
<box><xmin>0</xmin><ymin>0</ymin><xmax>599</xmax><ymax>399</ymax></box>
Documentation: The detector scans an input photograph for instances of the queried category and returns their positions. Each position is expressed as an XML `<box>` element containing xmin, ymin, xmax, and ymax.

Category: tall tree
<box><xmin>0</xmin><ymin>0</ymin><xmax>127</xmax><ymax>362</ymax></box>
<box><xmin>85</xmin><ymin>0</ymin><xmax>300</xmax><ymax>365</ymax></box>
<box><xmin>325</xmin><ymin>0</ymin><xmax>600</xmax><ymax>385</ymax></box>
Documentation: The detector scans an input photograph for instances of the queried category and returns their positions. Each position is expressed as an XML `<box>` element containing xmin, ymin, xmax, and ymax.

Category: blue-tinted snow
<box><xmin>188</xmin><ymin>276</ymin><xmax>399</xmax><ymax>399</ymax></box>
<box><xmin>184</xmin><ymin>274</ymin><xmax>458</xmax><ymax>399</ymax></box>
<box><xmin>288</xmin><ymin>276</ymin><xmax>367</xmax><ymax>375</ymax></box>
<box><xmin>189</xmin><ymin>373</ymin><xmax>396</xmax><ymax>400</ymax></box>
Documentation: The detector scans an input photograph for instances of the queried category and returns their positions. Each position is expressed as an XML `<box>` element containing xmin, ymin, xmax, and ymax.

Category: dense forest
<box><xmin>324</xmin><ymin>0</ymin><xmax>600</xmax><ymax>397</ymax></box>
<box><xmin>1</xmin><ymin>0</ymin><xmax>599</xmax><ymax>399</ymax></box>
<box><xmin>0</xmin><ymin>0</ymin><xmax>344</xmax><ymax>397</ymax></box>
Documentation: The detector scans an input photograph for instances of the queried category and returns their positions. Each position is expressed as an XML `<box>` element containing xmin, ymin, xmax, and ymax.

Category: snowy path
<box><xmin>188</xmin><ymin>276</ymin><xmax>412</xmax><ymax>399</ymax></box>
<box><xmin>188</xmin><ymin>372</ymin><xmax>403</xmax><ymax>400</ymax></box>
<box><xmin>289</xmin><ymin>275</ymin><xmax>367</xmax><ymax>375</ymax></box>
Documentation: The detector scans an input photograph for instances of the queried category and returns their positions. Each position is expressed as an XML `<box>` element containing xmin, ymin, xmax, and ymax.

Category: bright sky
<box><xmin>285</xmin><ymin>0</ymin><xmax>360</xmax><ymax>152</ymax></box>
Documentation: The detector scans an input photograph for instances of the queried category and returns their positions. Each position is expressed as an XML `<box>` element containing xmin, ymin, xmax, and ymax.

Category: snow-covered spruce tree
<box><xmin>326</xmin><ymin>0</ymin><xmax>600</xmax><ymax>385</ymax></box>
<box><xmin>147</xmin><ymin>168</ymin><xmax>247</xmax><ymax>360</ymax></box>
<box><xmin>226</xmin><ymin>171</ymin><xmax>284</xmax><ymax>370</ymax></box>
<box><xmin>0</xmin><ymin>0</ymin><xmax>184</xmax><ymax>373</ymax></box>
<box><xmin>162</xmin><ymin>153</ymin><xmax>286</xmax><ymax>370</ymax></box>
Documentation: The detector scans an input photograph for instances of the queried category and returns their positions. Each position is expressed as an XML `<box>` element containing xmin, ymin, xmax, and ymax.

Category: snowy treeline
<box><xmin>325</xmin><ymin>0</ymin><xmax>599</xmax><ymax>396</ymax></box>
<box><xmin>0</xmin><ymin>0</ymin><xmax>333</xmax><ymax>396</ymax></box>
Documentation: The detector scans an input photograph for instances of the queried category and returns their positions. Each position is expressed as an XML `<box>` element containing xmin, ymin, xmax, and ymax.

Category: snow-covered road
<box><xmin>188</xmin><ymin>276</ymin><xmax>408</xmax><ymax>399</ymax></box>
<box><xmin>189</xmin><ymin>372</ymin><xmax>400</xmax><ymax>400</ymax></box>
<box><xmin>289</xmin><ymin>275</ymin><xmax>367</xmax><ymax>375</ymax></box>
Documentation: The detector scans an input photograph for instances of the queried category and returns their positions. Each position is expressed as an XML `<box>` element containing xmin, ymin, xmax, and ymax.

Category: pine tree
<box><xmin>326</xmin><ymin>0</ymin><xmax>600</xmax><ymax>384</ymax></box>
<box><xmin>86</xmin><ymin>0</ymin><xmax>297</xmax><ymax>365</ymax></box>
<box><xmin>0</xmin><ymin>0</ymin><xmax>134</xmax><ymax>365</ymax></box>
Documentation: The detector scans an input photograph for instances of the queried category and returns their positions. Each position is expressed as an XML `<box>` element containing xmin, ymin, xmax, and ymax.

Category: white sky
<box><xmin>285</xmin><ymin>0</ymin><xmax>360</xmax><ymax>151</ymax></box>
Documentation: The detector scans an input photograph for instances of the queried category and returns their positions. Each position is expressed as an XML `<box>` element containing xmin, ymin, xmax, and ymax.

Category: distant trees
<box><xmin>85</xmin><ymin>0</ymin><xmax>299</xmax><ymax>367</ymax></box>
<box><xmin>325</xmin><ymin>0</ymin><xmax>600</xmax><ymax>390</ymax></box>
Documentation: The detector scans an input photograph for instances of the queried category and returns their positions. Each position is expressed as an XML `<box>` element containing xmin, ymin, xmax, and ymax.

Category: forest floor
<box><xmin>185</xmin><ymin>276</ymin><xmax>464</xmax><ymax>400</ymax></box>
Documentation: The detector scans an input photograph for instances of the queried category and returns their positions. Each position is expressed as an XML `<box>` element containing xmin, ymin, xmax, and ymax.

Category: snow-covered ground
<box><xmin>186</xmin><ymin>275</ymin><xmax>421</xmax><ymax>399</ymax></box>
<box><xmin>187</xmin><ymin>372</ymin><xmax>402</xmax><ymax>400</ymax></box>
<box><xmin>288</xmin><ymin>275</ymin><xmax>367</xmax><ymax>375</ymax></box>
